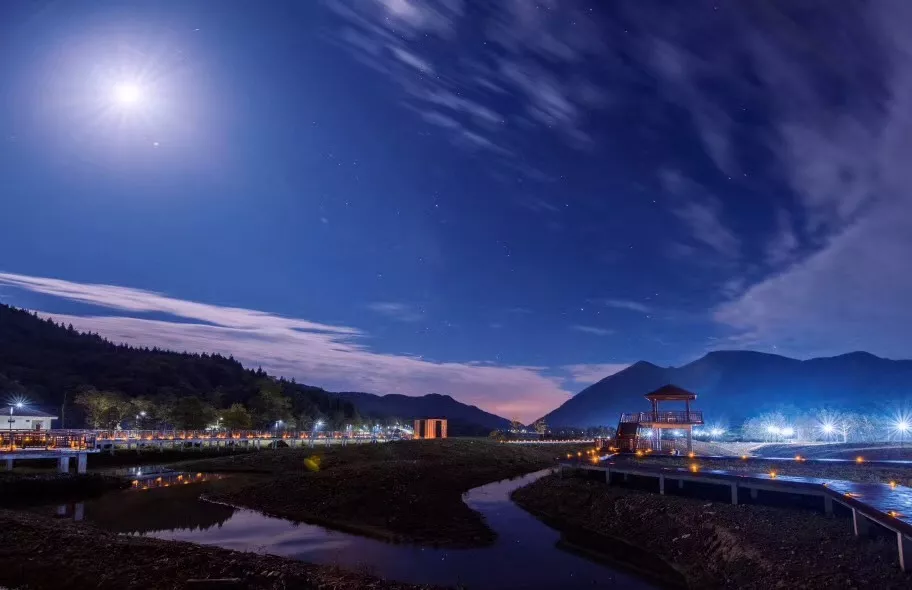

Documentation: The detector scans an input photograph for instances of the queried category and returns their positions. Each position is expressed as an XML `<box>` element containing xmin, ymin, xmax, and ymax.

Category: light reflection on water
<box><xmin>51</xmin><ymin>469</ymin><xmax>656</xmax><ymax>589</ymax></box>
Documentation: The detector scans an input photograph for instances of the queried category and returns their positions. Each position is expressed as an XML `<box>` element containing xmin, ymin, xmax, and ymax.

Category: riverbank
<box><xmin>0</xmin><ymin>472</ymin><xmax>128</xmax><ymax>505</ymax></box>
<box><xmin>513</xmin><ymin>474</ymin><xmax>912</xmax><ymax>589</ymax></box>
<box><xmin>182</xmin><ymin>438</ymin><xmax>585</xmax><ymax>547</ymax></box>
<box><xmin>0</xmin><ymin>509</ymin><xmax>440</xmax><ymax>590</ymax></box>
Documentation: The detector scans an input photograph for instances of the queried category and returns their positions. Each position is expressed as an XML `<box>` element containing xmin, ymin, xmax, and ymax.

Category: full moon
<box><xmin>112</xmin><ymin>82</ymin><xmax>142</xmax><ymax>106</ymax></box>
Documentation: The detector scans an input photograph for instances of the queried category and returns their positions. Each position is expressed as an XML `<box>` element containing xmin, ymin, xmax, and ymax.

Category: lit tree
<box><xmin>220</xmin><ymin>403</ymin><xmax>252</xmax><ymax>429</ymax></box>
<box><xmin>74</xmin><ymin>388</ymin><xmax>131</xmax><ymax>429</ymax></box>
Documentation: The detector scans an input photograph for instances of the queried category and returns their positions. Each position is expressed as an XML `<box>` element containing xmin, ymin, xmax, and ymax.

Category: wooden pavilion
<box><xmin>615</xmin><ymin>384</ymin><xmax>704</xmax><ymax>453</ymax></box>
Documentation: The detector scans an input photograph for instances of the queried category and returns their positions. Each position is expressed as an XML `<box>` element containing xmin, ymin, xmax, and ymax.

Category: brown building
<box><xmin>413</xmin><ymin>418</ymin><xmax>448</xmax><ymax>439</ymax></box>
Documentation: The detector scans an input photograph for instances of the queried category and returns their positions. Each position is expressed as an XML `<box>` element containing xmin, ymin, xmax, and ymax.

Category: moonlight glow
<box><xmin>112</xmin><ymin>82</ymin><xmax>142</xmax><ymax>106</ymax></box>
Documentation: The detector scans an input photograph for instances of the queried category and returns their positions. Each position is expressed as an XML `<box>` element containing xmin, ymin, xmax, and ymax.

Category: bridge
<box><xmin>1</xmin><ymin>428</ymin><xmax>393</xmax><ymax>473</ymax></box>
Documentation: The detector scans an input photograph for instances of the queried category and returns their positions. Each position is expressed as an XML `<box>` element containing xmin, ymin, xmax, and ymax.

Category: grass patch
<box><xmin>182</xmin><ymin>438</ymin><xmax>586</xmax><ymax>547</ymax></box>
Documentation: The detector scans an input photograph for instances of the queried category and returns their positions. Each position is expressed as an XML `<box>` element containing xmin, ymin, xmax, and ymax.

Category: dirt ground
<box><xmin>513</xmin><ymin>473</ymin><xmax>912</xmax><ymax>589</ymax></box>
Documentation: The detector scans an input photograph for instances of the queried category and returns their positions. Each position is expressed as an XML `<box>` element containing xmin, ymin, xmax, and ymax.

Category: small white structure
<box><xmin>5</xmin><ymin>407</ymin><xmax>57</xmax><ymax>431</ymax></box>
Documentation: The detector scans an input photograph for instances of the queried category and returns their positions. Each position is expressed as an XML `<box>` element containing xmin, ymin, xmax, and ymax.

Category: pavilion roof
<box><xmin>644</xmin><ymin>384</ymin><xmax>697</xmax><ymax>401</ymax></box>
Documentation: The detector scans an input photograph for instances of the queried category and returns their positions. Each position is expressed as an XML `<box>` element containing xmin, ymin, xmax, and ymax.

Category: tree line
<box><xmin>0</xmin><ymin>303</ymin><xmax>360</xmax><ymax>429</ymax></box>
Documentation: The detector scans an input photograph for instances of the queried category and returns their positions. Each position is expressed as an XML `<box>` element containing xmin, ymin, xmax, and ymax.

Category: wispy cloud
<box><xmin>600</xmin><ymin>299</ymin><xmax>650</xmax><ymax>314</ymax></box>
<box><xmin>708</xmin><ymin>1</ymin><xmax>912</xmax><ymax>359</ymax></box>
<box><xmin>367</xmin><ymin>301</ymin><xmax>424</xmax><ymax>323</ymax></box>
<box><xmin>671</xmin><ymin>198</ymin><xmax>740</xmax><ymax>260</ymax></box>
<box><xmin>571</xmin><ymin>325</ymin><xmax>614</xmax><ymax>337</ymax></box>
<box><xmin>0</xmin><ymin>272</ymin><xmax>570</xmax><ymax>422</ymax></box>
<box><xmin>325</xmin><ymin>0</ymin><xmax>612</xmax><ymax>161</ymax></box>
<box><xmin>563</xmin><ymin>363</ymin><xmax>630</xmax><ymax>385</ymax></box>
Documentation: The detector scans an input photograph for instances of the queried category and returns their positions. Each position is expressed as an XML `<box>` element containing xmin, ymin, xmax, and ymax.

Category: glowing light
<box><xmin>889</xmin><ymin>510</ymin><xmax>902</xmax><ymax>518</ymax></box>
<box><xmin>890</xmin><ymin>481</ymin><xmax>898</xmax><ymax>489</ymax></box>
<box><xmin>689</xmin><ymin>463</ymin><xmax>699</xmax><ymax>473</ymax></box>
<box><xmin>856</xmin><ymin>456</ymin><xmax>864</xmax><ymax>463</ymax></box>
<box><xmin>821</xmin><ymin>423</ymin><xmax>835</xmax><ymax>434</ymax></box>
<box><xmin>635</xmin><ymin>450</ymin><xmax>644</xmax><ymax>457</ymax></box>
<box><xmin>781</xmin><ymin>427</ymin><xmax>795</xmax><ymax>437</ymax></box>
<box><xmin>767</xmin><ymin>425</ymin><xmax>780</xmax><ymax>434</ymax></box>
<box><xmin>113</xmin><ymin>82</ymin><xmax>142</xmax><ymax>105</ymax></box>
<box><xmin>896</xmin><ymin>421</ymin><xmax>910</xmax><ymax>433</ymax></box>
<box><xmin>710</xmin><ymin>428</ymin><xmax>724</xmax><ymax>437</ymax></box>
<box><xmin>794</xmin><ymin>455</ymin><xmax>804</xmax><ymax>462</ymax></box>
<box><xmin>688</xmin><ymin>452</ymin><xmax>695</xmax><ymax>458</ymax></box>
<box><xmin>769</xmin><ymin>471</ymin><xmax>777</xmax><ymax>478</ymax></box>
<box><xmin>741</xmin><ymin>454</ymin><xmax>749</xmax><ymax>460</ymax></box>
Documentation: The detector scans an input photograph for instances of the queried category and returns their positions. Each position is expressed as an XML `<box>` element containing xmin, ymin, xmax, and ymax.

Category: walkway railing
<box><xmin>0</xmin><ymin>430</ymin><xmax>96</xmax><ymax>451</ymax></box>
<box><xmin>88</xmin><ymin>429</ymin><xmax>389</xmax><ymax>441</ymax></box>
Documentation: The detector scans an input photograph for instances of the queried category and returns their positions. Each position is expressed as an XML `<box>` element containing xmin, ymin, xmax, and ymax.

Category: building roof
<box><xmin>4</xmin><ymin>407</ymin><xmax>58</xmax><ymax>418</ymax></box>
<box><xmin>644</xmin><ymin>384</ymin><xmax>697</xmax><ymax>401</ymax></box>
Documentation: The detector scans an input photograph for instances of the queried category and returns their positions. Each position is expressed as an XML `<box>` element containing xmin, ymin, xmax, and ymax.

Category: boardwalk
<box><xmin>560</xmin><ymin>456</ymin><xmax>912</xmax><ymax>571</ymax></box>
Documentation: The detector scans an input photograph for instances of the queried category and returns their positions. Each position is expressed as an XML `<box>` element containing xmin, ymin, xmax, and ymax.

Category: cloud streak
<box><xmin>367</xmin><ymin>301</ymin><xmax>425</xmax><ymax>323</ymax></box>
<box><xmin>571</xmin><ymin>325</ymin><xmax>614</xmax><ymax>337</ymax></box>
<box><xmin>563</xmin><ymin>363</ymin><xmax>630</xmax><ymax>385</ymax></box>
<box><xmin>0</xmin><ymin>272</ymin><xmax>569</xmax><ymax>422</ymax></box>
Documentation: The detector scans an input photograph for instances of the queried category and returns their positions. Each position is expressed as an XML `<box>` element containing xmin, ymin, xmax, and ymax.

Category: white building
<box><xmin>5</xmin><ymin>407</ymin><xmax>58</xmax><ymax>430</ymax></box>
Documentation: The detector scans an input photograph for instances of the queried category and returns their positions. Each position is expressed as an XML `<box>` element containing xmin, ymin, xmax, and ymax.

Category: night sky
<box><xmin>1</xmin><ymin>1</ymin><xmax>909</xmax><ymax>422</ymax></box>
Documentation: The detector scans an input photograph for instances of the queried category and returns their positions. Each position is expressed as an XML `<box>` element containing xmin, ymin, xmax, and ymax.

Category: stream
<box><xmin>44</xmin><ymin>469</ymin><xmax>657</xmax><ymax>589</ymax></box>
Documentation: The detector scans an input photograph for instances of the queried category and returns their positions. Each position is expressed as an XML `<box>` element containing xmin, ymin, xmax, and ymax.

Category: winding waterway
<box><xmin>48</xmin><ymin>469</ymin><xmax>657</xmax><ymax>589</ymax></box>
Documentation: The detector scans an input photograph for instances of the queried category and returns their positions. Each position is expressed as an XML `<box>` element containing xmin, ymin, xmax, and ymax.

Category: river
<box><xmin>45</xmin><ymin>469</ymin><xmax>658</xmax><ymax>589</ymax></box>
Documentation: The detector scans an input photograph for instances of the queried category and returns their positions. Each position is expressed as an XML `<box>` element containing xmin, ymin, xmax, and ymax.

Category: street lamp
<box><xmin>896</xmin><ymin>420</ymin><xmax>909</xmax><ymax>448</ymax></box>
<box><xmin>8</xmin><ymin>401</ymin><xmax>24</xmax><ymax>451</ymax></box>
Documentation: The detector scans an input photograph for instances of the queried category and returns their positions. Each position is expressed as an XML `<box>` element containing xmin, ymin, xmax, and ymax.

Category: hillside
<box><xmin>543</xmin><ymin>350</ymin><xmax>912</xmax><ymax>427</ymax></box>
<box><xmin>0</xmin><ymin>303</ymin><xmax>357</xmax><ymax>427</ymax></box>
<box><xmin>336</xmin><ymin>392</ymin><xmax>511</xmax><ymax>436</ymax></box>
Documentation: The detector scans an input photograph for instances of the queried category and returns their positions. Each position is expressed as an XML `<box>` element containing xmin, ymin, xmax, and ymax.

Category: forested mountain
<box><xmin>0</xmin><ymin>303</ymin><xmax>512</xmax><ymax>434</ymax></box>
<box><xmin>543</xmin><ymin>351</ymin><xmax>912</xmax><ymax>427</ymax></box>
<box><xmin>335</xmin><ymin>391</ymin><xmax>511</xmax><ymax>436</ymax></box>
<box><xmin>0</xmin><ymin>303</ymin><xmax>357</xmax><ymax>429</ymax></box>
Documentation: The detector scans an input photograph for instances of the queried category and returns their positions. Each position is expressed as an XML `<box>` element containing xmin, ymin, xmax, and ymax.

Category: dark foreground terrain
<box><xmin>0</xmin><ymin>472</ymin><xmax>128</xmax><ymax>504</ymax></box>
<box><xmin>513</xmin><ymin>474</ymin><xmax>912</xmax><ymax>589</ymax></box>
<box><xmin>0</xmin><ymin>509</ymin><xmax>439</xmax><ymax>590</ymax></box>
<box><xmin>184</xmin><ymin>438</ymin><xmax>584</xmax><ymax>546</ymax></box>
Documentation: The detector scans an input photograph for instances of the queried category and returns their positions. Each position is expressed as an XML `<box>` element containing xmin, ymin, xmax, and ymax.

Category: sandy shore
<box><xmin>0</xmin><ymin>509</ymin><xmax>440</xmax><ymax>590</ymax></box>
<box><xmin>513</xmin><ymin>473</ymin><xmax>912</xmax><ymax>589</ymax></box>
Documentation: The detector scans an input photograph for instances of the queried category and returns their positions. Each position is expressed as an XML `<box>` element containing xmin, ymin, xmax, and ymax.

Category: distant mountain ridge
<box><xmin>543</xmin><ymin>350</ymin><xmax>912</xmax><ymax>428</ymax></box>
<box><xmin>335</xmin><ymin>391</ymin><xmax>510</xmax><ymax>436</ymax></box>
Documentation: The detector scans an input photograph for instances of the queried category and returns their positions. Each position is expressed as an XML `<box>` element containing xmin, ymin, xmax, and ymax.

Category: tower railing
<box><xmin>619</xmin><ymin>411</ymin><xmax>704</xmax><ymax>425</ymax></box>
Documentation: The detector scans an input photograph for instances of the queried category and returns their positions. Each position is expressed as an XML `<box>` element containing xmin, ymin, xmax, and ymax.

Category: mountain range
<box><xmin>543</xmin><ymin>350</ymin><xmax>912</xmax><ymax>427</ymax></box>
